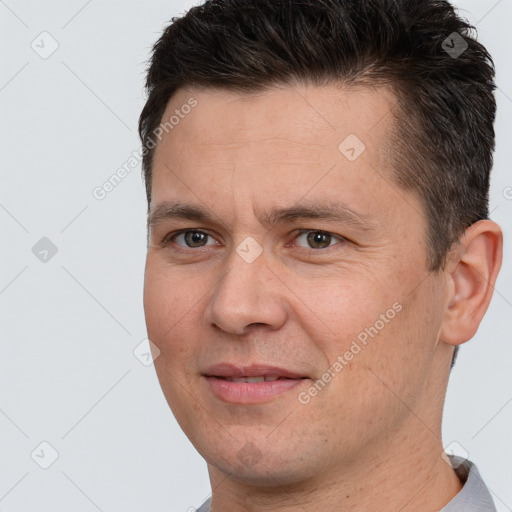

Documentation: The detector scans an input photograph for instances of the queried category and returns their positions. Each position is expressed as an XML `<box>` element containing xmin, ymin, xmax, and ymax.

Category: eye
<box><xmin>168</xmin><ymin>230</ymin><xmax>217</xmax><ymax>248</ymax></box>
<box><xmin>293</xmin><ymin>230</ymin><xmax>345</xmax><ymax>249</ymax></box>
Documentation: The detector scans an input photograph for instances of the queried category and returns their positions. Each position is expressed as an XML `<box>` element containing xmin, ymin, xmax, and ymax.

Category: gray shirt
<box><xmin>195</xmin><ymin>456</ymin><xmax>496</xmax><ymax>511</ymax></box>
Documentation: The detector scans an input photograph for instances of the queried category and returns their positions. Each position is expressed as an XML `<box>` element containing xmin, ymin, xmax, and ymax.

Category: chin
<box><xmin>198</xmin><ymin>435</ymin><xmax>326</xmax><ymax>488</ymax></box>
<box><xmin>210</xmin><ymin>457</ymin><xmax>314</xmax><ymax>487</ymax></box>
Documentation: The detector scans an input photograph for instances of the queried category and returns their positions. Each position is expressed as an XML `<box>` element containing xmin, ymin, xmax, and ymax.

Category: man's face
<box><xmin>144</xmin><ymin>84</ymin><xmax>450</xmax><ymax>484</ymax></box>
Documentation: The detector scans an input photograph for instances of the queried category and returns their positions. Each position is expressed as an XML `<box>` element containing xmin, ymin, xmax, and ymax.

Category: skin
<box><xmin>143</xmin><ymin>83</ymin><xmax>502</xmax><ymax>511</ymax></box>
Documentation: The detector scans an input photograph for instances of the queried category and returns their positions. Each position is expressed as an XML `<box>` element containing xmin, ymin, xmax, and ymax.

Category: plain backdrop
<box><xmin>0</xmin><ymin>0</ymin><xmax>511</xmax><ymax>510</ymax></box>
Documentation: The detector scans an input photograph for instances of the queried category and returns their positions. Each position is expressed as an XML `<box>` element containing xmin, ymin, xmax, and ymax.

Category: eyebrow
<box><xmin>147</xmin><ymin>200</ymin><xmax>375</xmax><ymax>232</ymax></box>
<box><xmin>147</xmin><ymin>203</ymin><xmax>215</xmax><ymax>230</ymax></box>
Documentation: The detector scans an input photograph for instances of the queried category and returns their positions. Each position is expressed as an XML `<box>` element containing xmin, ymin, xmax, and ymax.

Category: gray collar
<box><xmin>441</xmin><ymin>456</ymin><xmax>496</xmax><ymax>511</ymax></box>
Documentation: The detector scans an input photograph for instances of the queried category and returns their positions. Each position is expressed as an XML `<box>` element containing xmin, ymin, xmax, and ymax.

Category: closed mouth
<box><xmin>216</xmin><ymin>375</ymin><xmax>303</xmax><ymax>383</ymax></box>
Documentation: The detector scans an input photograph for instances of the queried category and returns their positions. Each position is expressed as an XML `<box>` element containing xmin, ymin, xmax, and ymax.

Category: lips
<box><xmin>223</xmin><ymin>375</ymin><xmax>281</xmax><ymax>383</ymax></box>
<box><xmin>203</xmin><ymin>363</ymin><xmax>307</xmax><ymax>380</ymax></box>
<box><xmin>202</xmin><ymin>363</ymin><xmax>309</xmax><ymax>404</ymax></box>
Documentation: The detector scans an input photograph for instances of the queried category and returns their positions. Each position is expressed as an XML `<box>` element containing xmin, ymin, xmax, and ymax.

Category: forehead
<box><xmin>155</xmin><ymin>83</ymin><xmax>395</xmax><ymax>153</ymax></box>
<box><xmin>150</xmin><ymin>83</ymin><xmax>424</xmax><ymax>230</ymax></box>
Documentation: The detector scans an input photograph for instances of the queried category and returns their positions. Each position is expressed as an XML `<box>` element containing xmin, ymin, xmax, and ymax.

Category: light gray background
<box><xmin>0</xmin><ymin>0</ymin><xmax>510</xmax><ymax>510</ymax></box>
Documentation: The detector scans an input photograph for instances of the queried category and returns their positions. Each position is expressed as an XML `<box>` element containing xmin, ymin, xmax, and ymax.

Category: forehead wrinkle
<box><xmin>190</xmin><ymin>137</ymin><xmax>328</xmax><ymax>151</ymax></box>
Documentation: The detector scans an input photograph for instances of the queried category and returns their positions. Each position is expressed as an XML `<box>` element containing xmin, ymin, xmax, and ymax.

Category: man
<box><xmin>139</xmin><ymin>0</ymin><xmax>503</xmax><ymax>510</ymax></box>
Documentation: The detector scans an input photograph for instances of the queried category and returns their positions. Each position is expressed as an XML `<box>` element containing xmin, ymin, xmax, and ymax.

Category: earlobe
<box><xmin>440</xmin><ymin>220</ymin><xmax>503</xmax><ymax>346</ymax></box>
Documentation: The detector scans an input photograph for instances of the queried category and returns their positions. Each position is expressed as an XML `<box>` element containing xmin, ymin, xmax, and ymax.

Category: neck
<box><xmin>207</xmin><ymin>416</ymin><xmax>463</xmax><ymax>512</ymax></box>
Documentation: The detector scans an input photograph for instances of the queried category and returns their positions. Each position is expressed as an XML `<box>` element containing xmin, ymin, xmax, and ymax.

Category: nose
<box><xmin>203</xmin><ymin>248</ymin><xmax>288</xmax><ymax>336</ymax></box>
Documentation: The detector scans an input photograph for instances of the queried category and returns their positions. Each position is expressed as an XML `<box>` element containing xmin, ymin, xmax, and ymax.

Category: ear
<box><xmin>440</xmin><ymin>220</ymin><xmax>503</xmax><ymax>346</ymax></box>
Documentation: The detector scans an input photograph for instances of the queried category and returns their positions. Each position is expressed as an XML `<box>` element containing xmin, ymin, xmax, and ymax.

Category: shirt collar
<box><xmin>441</xmin><ymin>456</ymin><xmax>496</xmax><ymax>511</ymax></box>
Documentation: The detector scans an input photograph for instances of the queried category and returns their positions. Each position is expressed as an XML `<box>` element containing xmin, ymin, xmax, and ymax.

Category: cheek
<box><xmin>339</xmin><ymin>279</ymin><xmax>443</xmax><ymax>396</ymax></box>
<box><xmin>300</xmin><ymin>268</ymin><xmax>441</xmax><ymax>390</ymax></box>
<box><xmin>297</xmin><ymin>275</ymin><xmax>399</xmax><ymax>350</ymax></box>
<box><xmin>301</xmin><ymin>288</ymin><xmax>440</xmax><ymax>446</ymax></box>
<box><xmin>143</xmin><ymin>260</ymin><xmax>204</xmax><ymax>423</ymax></box>
<box><xmin>143</xmin><ymin>256</ymin><xmax>205</xmax><ymax>360</ymax></box>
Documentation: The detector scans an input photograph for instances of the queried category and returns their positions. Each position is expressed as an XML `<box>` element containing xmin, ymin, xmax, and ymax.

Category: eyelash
<box><xmin>163</xmin><ymin>230</ymin><xmax>219</xmax><ymax>249</ymax></box>
<box><xmin>162</xmin><ymin>229</ymin><xmax>346</xmax><ymax>250</ymax></box>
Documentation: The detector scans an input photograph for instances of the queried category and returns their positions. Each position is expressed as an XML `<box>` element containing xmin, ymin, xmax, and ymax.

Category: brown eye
<box><xmin>172</xmin><ymin>231</ymin><xmax>214</xmax><ymax>248</ymax></box>
<box><xmin>307</xmin><ymin>232</ymin><xmax>332</xmax><ymax>249</ymax></box>
<box><xmin>293</xmin><ymin>230</ymin><xmax>344</xmax><ymax>249</ymax></box>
